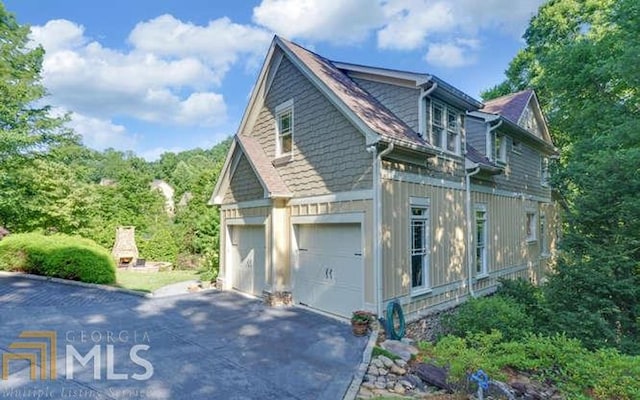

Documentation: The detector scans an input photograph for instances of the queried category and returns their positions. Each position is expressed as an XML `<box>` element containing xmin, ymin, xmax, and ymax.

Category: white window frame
<box><xmin>540</xmin><ymin>213</ymin><xmax>549</xmax><ymax>256</ymax></box>
<box><xmin>494</xmin><ymin>133</ymin><xmax>507</xmax><ymax>164</ymax></box>
<box><xmin>526</xmin><ymin>211</ymin><xmax>537</xmax><ymax>243</ymax></box>
<box><xmin>430</xmin><ymin>100</ymin><xmax>462</xmax><ymax>155</ymax></box>
<box><xmin>275</xmin><ymin>99</ymin><xmax>294</xmax><ymax>158</ymax></box>
<box><xmin>541</xmin><ymin>157</ymin><xmax>550</xmax><ymax>187</ymax></box>
<box><xmin>475</xmin><ymin>204</ymin><xmax>488</xmax><ymax>277</ymax></box>
<box><xmin>409</xmin><ymin>197</ymin><xmax>430</xmax><ymax>295</ymax></box>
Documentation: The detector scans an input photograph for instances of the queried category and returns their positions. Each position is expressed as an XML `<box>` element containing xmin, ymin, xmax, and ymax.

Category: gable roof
<box><xmin>482</xmin><ymin>89</ymin><xmax>533</xmax><ymax>125</ymax></box>
<box><xmin>208</xmin><ymin>135</ymin><xmax>291</xmax><ymax>205</ymax></box>
<box><xmin>277</xmin><ymin>37</ymin><xmax>431</xmax><ymax>151</ymax></box>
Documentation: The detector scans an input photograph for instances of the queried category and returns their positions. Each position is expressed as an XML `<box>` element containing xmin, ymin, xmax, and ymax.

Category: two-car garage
<box><xmin>227</xmin><ymin>220</ymin><xmax>364</xmax><ymax>318</ymax></box>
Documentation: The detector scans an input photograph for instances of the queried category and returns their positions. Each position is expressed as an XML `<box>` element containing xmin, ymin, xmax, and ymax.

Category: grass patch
<box><xmin>371</xmin><ymin>346</ymin><xmax>400</xmax><ymax>360</ymax></box>
<box><xmin>116</xmin><ymin>269</ymin><xmax>201</xmax><ymax>293</ymax></box>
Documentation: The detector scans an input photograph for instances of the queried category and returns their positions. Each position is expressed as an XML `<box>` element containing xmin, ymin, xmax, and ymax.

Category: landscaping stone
<box><xmin>395</xmin><ymin>358</ymin><xmax>408</xmax><ymax>368</ymax></box>
<box><xmin>367</xmin><ymin>365</ymin><xmax>379</xmax><ymax>376</ymax></box>
<box><xmin>378</xmin><ymin>354</ymin><xmax>395</xmax><ymax>368</ymax></box>
<box><xmin>413</xmin><ymin>362</ymin><xmax>452</xmax><ymax>393</ymax></box>
<box><xmin>380</xmin><ymin>339</ymin><xmax>419</xmax><ymax>361</ymax></box>
<box><xmin>371</xmin><ymin>358</ymin><xmax>385</xmax><ymax>369</ymax></box>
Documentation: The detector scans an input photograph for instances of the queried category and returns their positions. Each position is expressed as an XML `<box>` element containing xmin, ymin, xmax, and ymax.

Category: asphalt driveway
<box><xmin>0</xmin><ymin>275</ymin><xmax>368</xmax><ymax>399</ymax></box>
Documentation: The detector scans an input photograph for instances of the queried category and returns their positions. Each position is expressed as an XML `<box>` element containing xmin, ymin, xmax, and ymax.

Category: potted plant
<box><xmin>351</xmin><ymin>310</ymin><xmax>374</xmax><ymax>336</ymax></box>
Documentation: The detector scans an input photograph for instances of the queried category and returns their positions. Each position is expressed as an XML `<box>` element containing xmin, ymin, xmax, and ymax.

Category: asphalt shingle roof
<box><xmin>279</xmin><ymin>37</ymin><xmax>430</xmax><ymax>149</ymax></box>
<box><xmin>237</xmin><ymin>135</ymin><xmax>291</xmax><ymax>198</ymax></box>
<box><xmin>482</xmin><ymin>89</ymin><xmax>533</xmax><ymax>125</ymax></box>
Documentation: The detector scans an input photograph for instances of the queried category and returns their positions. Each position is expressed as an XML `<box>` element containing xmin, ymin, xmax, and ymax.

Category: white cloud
<box><xmin>139</xmin><ymin>147</ymin><xmax>186</xmax><ymax>162</ymax></box>
<box><xmin>425</xmin><ymin>43</ymin><xmax>467</xmax><ymax>68</ymax></box>
<box><xmin>28</xmin><ymin>14</ymin><xmax>269</xmax><ymax>149</ymax></box>
<box><xmin>252</xmin><ymin>0</ymin><xmax>384</xmax><ymax>44</ymax></box>
<box><xmin>67</xmin><ymin>112</ymin><xmax>137</xmax><ymax>150</ymax></box>
<box><xmin>128</xmin><ymin>14</ymin><xmax>271</xmax><ymax>81</ymax></box>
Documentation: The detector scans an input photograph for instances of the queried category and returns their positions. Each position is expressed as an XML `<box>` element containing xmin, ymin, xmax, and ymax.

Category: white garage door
<box><xmin>293</xmin><ymin>223</ymin><xmax>363</xmax><ymax>317</ymax></box>
<box><xmin>229</xmin><ymin>225</ymin><xmax>265</xmax><ymax>297</ymax></box>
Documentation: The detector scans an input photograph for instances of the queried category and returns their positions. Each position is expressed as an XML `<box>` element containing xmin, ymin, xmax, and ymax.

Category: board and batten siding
<box><xmin>290</xmin><ymin>199</ymin><xmax>375</xmax><ymax>305</ymax></box>
<box><xmin>223</xmin><ymin>153</ymin><xmax>264</xmax><ymax>204</ymax></box>
<box><xmin>465</xmin><ymin>116</ymin><xmax>488</xmax><ymax>154</ymax></box>
<box><xmin>380</xmin><ymin>177</ymin><xmax>467</xmax><ymax>303</ymax></box>
<box><xmin>218</xmin><ymin>206</ymin><xmax>271</xmax><ymax>290</ymax></box>
<box><xmin>350</xmin><ymin>77</ymin><xmax>421</xmax><ymax>133</ymax></box>
<box><xmin>249</xmin><ymin>56</ymin><xmax>373</xmax><ymax>197</ymax></box>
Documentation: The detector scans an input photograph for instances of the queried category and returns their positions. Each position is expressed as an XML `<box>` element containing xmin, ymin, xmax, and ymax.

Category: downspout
<box><xmin>369</xmin><ymin>142</ymin><xmax>394</xmax><ymax>318</ymax></box>
<box><xmin>465</xmin><ymin>165</ymin><xmax>481</xmax><ymax>298</ymax></box>
<box><xmin>418</xmin><ymin>82</ymin><xmax>438</xmax><ymax>137</ymax></box>
<box><xmin>465</xmin><ymin>118</ymin><xmax>503</xmax><ymax>298</ymax></box>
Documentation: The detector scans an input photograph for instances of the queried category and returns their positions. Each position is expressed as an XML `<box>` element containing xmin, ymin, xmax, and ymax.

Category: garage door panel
<box><xmin>293</xmin><ymin>223</ymin><xmax>363</xmax><ymax>317</ymax></box>
<box><xmin>230</xmin><ymin>225</ymin><xmax>265</xmax><ymax>297</ymax></box>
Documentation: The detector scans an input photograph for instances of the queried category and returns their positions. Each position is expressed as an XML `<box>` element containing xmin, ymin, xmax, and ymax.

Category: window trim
<box><xmin>409</xmin><ymin>197</ymin><xmax>431</xmax><ymax>296</ymax></box>
<box><xmin>541</xmin><ymin>157</ymin><xmax>550</xmax><ymax>187</ymax></box>
<box><xmin>526</xmin><ymin>211</ymin><xmax>538</xmax><ymax>243</ymax></box>
<box><xmin>494</xmin><ymin>134</ymin><xmax>507</xmax><ymax>164</ymax></box>
<box><xmin>540</xmin><ymin>213</ymin><xmax>550</xmax><ymax>257</ymax></box>
<box><xmin>474</xmin><ymin>204</ymin><xmax>488</xmax><ymax>277</ymax></box>
<box><xmin>429</xmin><ymin>100</ymin><xmax>462</xmax><ymax>155</ymax></box>
<box><xmin>275</xmin><ymin>99</ymin><xmax>294</xmax><ymax>159</ymax></box>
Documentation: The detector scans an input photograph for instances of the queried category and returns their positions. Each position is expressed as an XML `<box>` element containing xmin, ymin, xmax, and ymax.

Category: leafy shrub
<box><xmin>420</xmin><ymin>332</ymin><xmax>640</xmax><ymax>399</ymax></box>
<box><xmin>0</xmin><ymin>233</ymin><xmax>116</xmax><ymax>284</ymax></box>
<box><xmin>442</xmin><ymin>296</ymin><xmax>533</xmax><ymax>341</ymax></box>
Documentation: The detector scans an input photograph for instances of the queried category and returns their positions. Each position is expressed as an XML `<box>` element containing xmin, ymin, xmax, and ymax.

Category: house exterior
<box><xmin>210</xmin><ymin>36</ymin><xmax>560</xmax><ymax>320</ymax></box>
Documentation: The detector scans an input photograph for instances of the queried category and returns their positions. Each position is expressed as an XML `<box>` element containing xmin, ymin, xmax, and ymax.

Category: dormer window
<box><xmin>430</xmin><ymin>100</ymin><xmax>461</xmax><ymax>155</ymax></box>
<box><xmin>275</xmin><ymin>99</ymin><xmax>294</xmax><ymax>158</ymax></box>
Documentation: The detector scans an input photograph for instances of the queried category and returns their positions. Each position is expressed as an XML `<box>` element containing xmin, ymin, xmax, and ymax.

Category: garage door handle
<box><xmin>325</xmin><ymin>268</ymin><xmax>329</xmax><ymax>279</ymax></box>
<box><xmin>299</xmin><ymin>248</ymin><xmax>308</xmax><ymax>252</ymax></box>
<box><xmin>330</xmin><ymin>269</ymin><xmax>334</xmax><ymax>280</ymax></box>
<box><xmin>354</xmin><ymin>252</ymin><xmax>362</xmax><ymax>256</ymax></box>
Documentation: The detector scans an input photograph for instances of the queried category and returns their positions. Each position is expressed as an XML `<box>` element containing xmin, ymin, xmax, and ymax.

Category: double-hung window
<box><xmin>430</xmin><ymin>101</ymin><xmax>461</xmax><ymax>154</ymax></box>
<box><xmin>410</xmin><ymin>198</ymin><xmax>430</xmax><ymax>294</ymax></box>
<box><xmin>475</xmin><ymin>205</ymin><xmax>488</xmax><ymax>276</ymax></box>
<box><xmin>541</xmin><ymin>157</ymin><xmax>550</xmax><ymax>187</ymax></box>
<box><xmin>526</xmin><ymin>211</ymin><xmax>537</xmax><ymax>242</ymax></box>
<box><xmin>275</xmin><ymin>99</ymin><xmax>294</xmax><ymax>157</ymax></box>
<box><xmin>494</xmin><ymin>134</ymin><xmax>507</xmax><ymax>164</ymax></box>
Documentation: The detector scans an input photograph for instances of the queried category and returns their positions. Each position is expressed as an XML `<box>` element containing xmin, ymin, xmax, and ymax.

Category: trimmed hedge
<box><xmin>0</xmin><ymin>233</ymin><xmax>116</xmax><ymax>284</ymax></box>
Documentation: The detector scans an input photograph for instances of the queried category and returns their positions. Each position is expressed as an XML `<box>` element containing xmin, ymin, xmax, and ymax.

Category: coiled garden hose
<box><xmin>384</xmin><ymin>300</ymin><xmax>405</xmax><ymax>340</ymax></box>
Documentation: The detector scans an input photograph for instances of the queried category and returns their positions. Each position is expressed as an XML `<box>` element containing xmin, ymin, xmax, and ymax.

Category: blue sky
<box><xmin>4</xmin><ymin>0</ymin><xmax>545</xmax><ymax>160</ymax></box>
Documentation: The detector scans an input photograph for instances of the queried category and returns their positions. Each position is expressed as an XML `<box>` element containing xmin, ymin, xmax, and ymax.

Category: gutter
<box><xmin>369</xmin><ymin>142</ymin><xmax>394</xmax><ymax>318</ymax></box>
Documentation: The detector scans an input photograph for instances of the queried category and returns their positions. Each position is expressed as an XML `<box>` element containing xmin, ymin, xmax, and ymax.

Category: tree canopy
<box><xmin>485</xmin><ymin>0</ymin><xmax>640</xmax><ymax>353</ymax></box>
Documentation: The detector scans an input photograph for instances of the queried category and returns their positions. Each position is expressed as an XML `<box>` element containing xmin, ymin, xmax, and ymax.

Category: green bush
<box><xmin>0</xmin><ymin>233</ymin><xmax>116</xmax><ymax>284</ymax></box>
<box><xmin>419</xmin><ymin>332</ymin><xmax>640</xmax><ymax>399</ymax></box>
<box><xmin>442</xmin><ymin>296</ymin><xmax>533</xmax><ymax>341</ymax></box>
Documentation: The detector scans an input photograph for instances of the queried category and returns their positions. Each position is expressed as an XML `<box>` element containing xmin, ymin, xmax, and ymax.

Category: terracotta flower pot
<box><xmin>351</xmin><ymin>321</ymin><xmax>369</xmax><ymax>336</ymax></box>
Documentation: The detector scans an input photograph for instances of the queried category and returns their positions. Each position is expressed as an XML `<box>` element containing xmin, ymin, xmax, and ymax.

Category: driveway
<box><xmin>0</xmin><ymin>276</ymin><xmax>368</xmax><ymax>399</ymax></box>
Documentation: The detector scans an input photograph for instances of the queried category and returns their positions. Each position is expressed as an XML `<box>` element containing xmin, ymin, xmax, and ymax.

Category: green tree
<box><xmin>485</xmin><ymin>0</ymin><xmax>640</xmax><ymax>352</ymax></box>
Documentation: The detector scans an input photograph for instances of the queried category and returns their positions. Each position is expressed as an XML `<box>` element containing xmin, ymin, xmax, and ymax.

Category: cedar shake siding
<box><xmin>351</xmin><ymin>77</ymin><xmax>421</xmax><ymax>133</ymax></box>
<box><xmin>249</xmin><ymin>57</ymin><xmax>373</xmax><ymax>196</ymax></box>
<box><xmin>223</xmin><ymin>153</ymin><xmax>264</xmax><ymax>203</ymax></box>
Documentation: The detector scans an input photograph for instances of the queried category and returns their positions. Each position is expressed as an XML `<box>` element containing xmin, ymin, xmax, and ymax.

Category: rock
<box><xmin>362</xmin><ymin>381</ymin><xmax>375</xmax><ymax>390</ymax></box>
<box><xmin>380</xmin><ymin>339</ymin><xmax>419</xmax><ymax>361</ymax></box>
<box><xmin>374</xmin><ymin>380</ymin><xmax>387</xmax><ymax>389</ymax></box>
<box><xmin>399</xmin><ymin>379</ymin><xmax>414</xmax><ymax>389</ymax></box>
<box><xmin>371</xmin><ymin>358</ymin><xmax>384</xmax><ymax>369</ymax></box>
<box><xmin>378</xmin><ymin>368</ymin><xmax>388</xmax><ymax>376</ymax></box>
<box><xmin>401</xmin><ymin>337</ymin><xmax>416</xmax><ymax>346</ymax></box>
<box><xmin>386</xmin><ymin>381</ymin><xmax>395</xmax><ymax>390</ymax></box>
<box><xmin>413</xmin><ymin>362</ymin><xmax>452</xmax><ymax>393</ymax></box>
<box><xmin>394</xmin><ymin>359</ymin><xmax>408</xmax><ymax>368</ymax></box>
<box><xmin>363</xmin><ymin>374</ymin><xmax>374</xmax><ymax>382</ymax></box>
<box><xmin>357</xmin><ymin>387</ymin><xmax>373</xmax><ymax>399</ymax></box>
<box><xmin>367</xmin><ymin>366</ymin><xmax>379</xmax><ymax>376</ymax></box>
<box><xmin>390</xmin><ymin>364</ymin><xmax>407</xmax><ymax>376</ymax></box>
<box><xmin>387</xmin><ymin>373</ymin><xmax>397</xmax><ymax>381</ymax></box>
<box><xmin>393</xmin><ymin>383</ymin><xmax>406</xmax><ymax>394</ymax></box>
<box><xmin>404</xmin><ymin>374</ymin><xmax>425</xmax><ymax>391</ymax></box>
<box><xmin>378</xmin><ymin>355</ymin><xmax>395</xmax><ymax>368</ymax></box>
